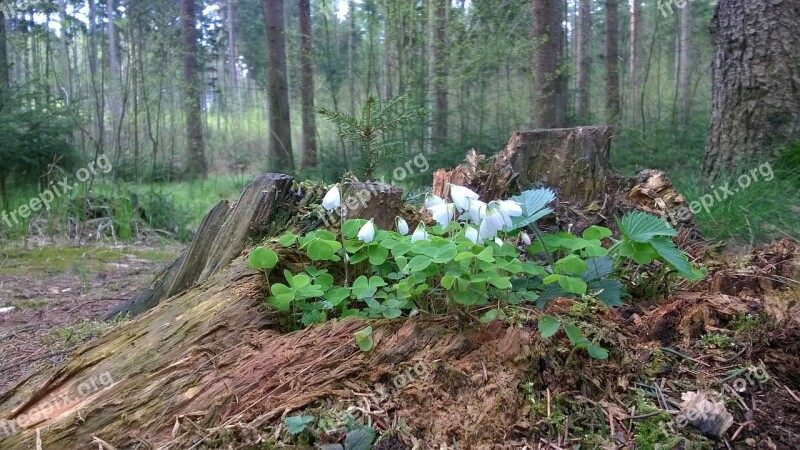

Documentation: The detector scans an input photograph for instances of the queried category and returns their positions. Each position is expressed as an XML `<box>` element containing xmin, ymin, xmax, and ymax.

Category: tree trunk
<box><xmin>298</xmin><ymin>0</ymin><xmax>318</xmax><ymax>170</ymax></box>
<box><xmin>431</xmin><ymin>0</ymin><xmax>448</xmax><ymax>145</ymax></box>
<box><xmin>703</xmin><ymin>0</ymin><xmax>800</xmax><ymax>177</ymax></box>
<box><xmin>676</xmin><ymin>0</ymin><xmax>691</xmax><ymax>124</ymax></box>
<box><xmin>532</xmin><ymin>0</ymin><xmax>566</xmax><ymax>128</ymax></box>
<box><xmin>348</xmin><ymin>0</ymin><xmax>357</xmax><ymax>115</ymax></box>
<box><xmin>263</xmin><ymin>0</ymin><xmax>294</xmax><ymax>172</ymax></box>
<box><xmin>604</xmin><ymin>0</ymin><xmax>620</xmax><ymax>126</ymax></box>
<box><xmin>181</xmin><ymin>0</ymin><xmax>208</xmax><ymax>178</ymax></box>
<box><xmin>629</xmin><ymin>0</ymin><xmax>641</xmax><ymax>124</ymax></box>
<box><xmin>0</xmin><ymin>9</ymin><xmax>8</xmax><ymax>111</ymax></box>
<box><xmin>106</xmin><ymin>0</ymin><xmax>121</xmax><ymax>160</ymax></box>
<box><xmin>575</xmin><ymin>0</ymin><xmax>591</xmax><ymax>121</ymax></box>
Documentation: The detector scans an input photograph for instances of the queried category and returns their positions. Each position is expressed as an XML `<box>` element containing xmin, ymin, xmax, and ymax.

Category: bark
<box><xmin>575</xmin><ymin>0</ymin><xmax>591</xmax><ymax>121</ymax></box>
<box><xmin>180</xmin><ymin>0</ymin><xmax>208</xmax><ymax>178</ymax></box>
<box><xmin>298</xmin><ymin>0</ymin><xmax>318</xmax><ymax>169</ymax></box>
<box><xmin>629</xmin><ymin>0</ymin><xmax>642</xmax><ymax>124</ymax></box>
<box><xmin>431</xmin><ymin>0</ymin><xmax>448</xmax><ymax>145</ymax></box>
<box><xmin>348</xmin><ymin>0</ymin><xmax>357</xmax><ymax>115</ymax></box>
<box><xmin>263</xmin><ymin>0</ymin><xmax>295</xmax><ymax>172</ymax></box>
<box><xmin>676</xmin><ymin>0</ymin><xmax>691</xmax><ymax>123</ymax></box>
<box><xmin>703</xmin><ymin>0</ymin><xmax>800</xmax><ymax>177</ymax></box>
<box><xmin>531</xmin><ymin>0</ymin><xmax>566</xmax><ymax>128</ymax></box>
<box><xmin>340</xmin><ymin>182</ymin><xmax>405</xmax><ymax>230</ymax></box>
<box><xmin>604</xmin><ymin>0</ymin><xmax>620</xmax><ymax>126</ymax></box>
<box><xmin>106</xmin><ymin>0</ymin><xmax>121</xmax><ymax>152</ymax></box>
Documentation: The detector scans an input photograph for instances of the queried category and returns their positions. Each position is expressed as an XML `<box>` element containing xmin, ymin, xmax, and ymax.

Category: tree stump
<box><xmin>432</xmin><ymin>127</ymin><xmax>700</xmax><ymax>246</ymax></box>
<box><xmin>340</xmin><ymin>182</ymin><xmax>404</xmax><ymax>230</ymax></box>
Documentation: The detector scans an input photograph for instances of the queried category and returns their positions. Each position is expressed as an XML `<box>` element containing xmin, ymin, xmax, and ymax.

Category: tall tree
<box><xmin>604</xmin><ymin>0</ymin><xmax>620</xmax><ymax>126</ymax></box>
<box><xmin>181</xmin><ymin>0</ymin><xmax>208</xmax><ymax>178</ymax></box>
<box><xmin>532</xmin><ymin>0</ymin><xmax>566</xmax><ymax>128</ymax></box>
<box><xmin>298</xmin><ymin>0</ymin><xmax>317</xmax><ymax>169</ymax></box>
<box><xmin>263</xmin><ymin>0</ymin><xmax>294</xmax><ymax>172</ymax></box>
<box><xmin>575</xmin><ymin>0</ymin><xmax>591</xmax><ymax>121</ymax></box>
<box><xmin>629</xmin><ymin>0</ymin><xmax>642</xmax><ymax>124</ymax></box>
<box><xmin>0</xmin><ymin>8</ymin><xmax>8</xmax><ymax>109</ymax></box>
<box><xmin>703</xmin><ymin>0</ymin><xmax>800</xmax><ymax>177</ymax></box>
<box><xmin>431</xmin><ymin>0</ymin><xmax>449</xmax><ymax>145</ymax></box>
<box><xmin>676</xmin><ymin>1</ymin><xmax>692</xmax><ymax>123</ymax></box>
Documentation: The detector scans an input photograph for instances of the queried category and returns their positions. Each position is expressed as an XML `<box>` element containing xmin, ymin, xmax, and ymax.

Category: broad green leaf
<box><xmin>344</xmin><ymin>427</ymin><xmax>376</xmax><ymax>450</ymax></box>
<box><xmin>248</xmin><ymin>247</ymin><xmax>278</xmax><ymax>270</ymax></box>
<box><xmin>355</xmin><ymin>326</ymin><xmax>374</xmax><ymax>352</ymax></box>
<box><xmin>558</xmin><ymin>276</ymin><xmax>587</xmax><ymax>295</ymax></box>
<box><xmin>368</xmin><ymin>245</ymin><xmax>389</xmax><ymax>265</ymax></box>
<box><xmin>588</xmin><ymin>344</ymin><xmax>609</xmax><ymax>360</ymax></box>
<box><xmin>349</xmin><ymin>253</ymin><xmax>369</xmax><ymax>264</ymax></box>
<box><xmin>476</xmin><ymin>247</ymin><xmax>495</xmax><ymax>263</ymax></box>
<box><xmin>582</xmin><ymin>226</ymin><xmax>613</xmax><ymax>241</ymax></box>
<box><xmin>301</xmin><ymin>310</ymin><xmax>326</xmax><ymax>327</ymax></box>
<box><xmin>369</xmin><ymin>276</ymin><xmax>388</xmax><ymax>287</ymax></box>
<box><xmin>580</xmin><ymin>256</ymin><xmax>614</xmax><ymax>282</ymax></box>
<box><xmin>589</xmin><ymin>279</ymin><xmax>625</xmax><ymax>307</ymax></box>
<box><xmin>343</xmin><ymin>219</ymin><xmax>368</xmax><ymax>238</ymax></box>
<box><xmin>650</xmin><ymin>236</ymin><xmax>695</xmax><ymax>277</ymax></box>
<box><xmin>454</xmin><ymin>251</ymin><xmax>474</xmax><ymax>262</ymax></box>
<box><xmin>406</xmin><ymin>255</ymin><xmax>433</xmax><ymax>272</ymax></box>
<box><xmin>441</xmin><ymin>274</ymin><xmax>457</xmax><ymax>289</ymax></box>
<box><xmin>619</xmin><ymin>211</ymin><xmax>678</xmax><ymax>243</ymax></box>
<box><xmin>488</xmin><ymin>276</ymin><xmax>511</xmax><ymax>289</ymax></box>
<box><xmin>307</xmin><ymin>240</ymin><xmax>336</xmax><ymax>261</ymax></box>
<box><xmin>285</xmin><ymin>416</ymin><xmax>315</xmax><ymax>435</ymax></box>
<box><xmin>278</xmin><ymin>233</ymin><xmax>297</xmax><ymax>247</ymax></box>
<box><xmin>290</xmin><ymin>274</ymin><xmax>311</xmax><ymax>290</ymax></box>
<box><xmin>480</xmin><ymin>308</ymin><xmax>506</xmax><ymax>323</ymax></box>
<box><xmin>563</xmin><ymin>323</ymin><xmax>584</xmax><ymax>346</ymax></box>
<box><xmin>543</xmin><ymin>274</ymin><xmax>562</xmax><ymax>284</ymax></box>
<box><xmin>538</xmin><ymin>316</ymin><xmax>561</xmax><ymax>338</ymax></box>
<box><xmin>556</xmin><ymin>255</ymin><xmax>588</xmax><ymax>276</ymax></box>
<box><xmin>432</xmin><ymin>247</ymin><xmax>458</xmax><ymax>264</ymax></box>
<box><xmin>324</xmin><ymin>287</ymin><xmax>351</xmax><ymax>306</ymax></box>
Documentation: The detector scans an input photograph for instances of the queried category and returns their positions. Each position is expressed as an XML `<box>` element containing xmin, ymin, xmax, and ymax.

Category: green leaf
<box><xmin>406</xmin><ymin>255</ymin><xmax>433</xmax><ymax>272</ymax></box>
<box><xmin>476</xmin><ymin>247</ymin><xmax>495</xmax><ymax>263</ymax></box>
<box><xmin>580</xmin><ymin>256</ymin><xmax>615</xmax><ymax>282</ymax></box>
<box><xmin>266</xmin><ymin>284</ymin><xmax>294</xmax><ymax>311</ymax></box>
<box><xmin>555</xmin><ymin>255</ymin><xmax>588</xmax><ymax>276</ymax></box>
<box><xmin>510</xmin><ymin>188</ymin><xmax>556</xmax><ymax>229</ymax></box>
<box><xmin>368</xmin><ymin>245</ymin><xmax>389</xmax><ymax>265</ymax></box>
<box><xmin>290</xmin><ymin>274</ymin><xmax>311</xmax><ymax>289</ymax></box>
<box><xmin>278</xmin><ymin>233</ymin><xmax>298</xmax><ymax>247</ymax></box>
<box><xmin>441</xmin><ymin>274</ymin><xmax>457</xmax><ymax>290</ymax></box>
<box><xmin>432</xmin><ymin>247</ymin><xmax>458</xmax><ymax>264</ymax></box>
<box><xmin>343</xmin><ymin>219</ymin><xmax>368</xmax><ymax>238</ymax></box>
<box><xmin>582</xmin><ymin>226</ymin><xmax>613</xmax><ymax>241</ymax></box>
<box><xmin>558</xmin><ymin>276</ymin><xmax>588</xmax><ymax>295</ymax></box>
<box><xmin>587</xmin><ymin>344</ymin><xmax>609</xmax><ymax>360</ymax></box>
<box><xmin>488</xmin><ymin>276</ymin><xmax>511</xmax><ymax>289</ymax></box>
<box><xmin>454</xmin><ymin>251</ymin><xmax>474</xmax><ymax>262</ymax></box>
<box><xmin>248</xmin><ymin>247</ymin><xmax>278</xmax><ymax>270</ymax></box>
<box><xmin>650</xmin><ymin>236</ymin><xmax>695</xmax><ymax>277</ymax></box>
<box><xmin>307</xmin><ymin>240</ymin><xmax>336</xmax><ymax>261</ymax></box>
<box><xmin>369</xmin><ymin>276</ymin><xmax>388</xmax><ymax>288</ymax></box>
<box><xmin>619</xmin><ymin>211</ymin><xmax>678</xmax><ymax>243</ymax></box>
<box><xmin>285</xmin><ymin>416</ymin><xmax>315</xmax><ymax>435</ymax></box>
<box><xmin>480</xmin><ymin>308</ymin><xmax>506</xmax><ymax>323</ymax></box>
<box><xmin>344</xmin><ymin>427</ymin><xmax>376</xmax><ymax>450</ymax></box>
<box><xmin>302</xmin><ymin>310</ymin><xmax>326</xmax><ymax>327</ymax></box>
<box><xmin>563</xmin><ymin>323</ymin><xmax>584</xmax><ymax>346</ymax></box>
<box><xmin>543</xmin><ymin>273</ymin><xmax>562</xmax><ymax>285</ymax></box>
<box><xmin>354</xmin><ymin>326</ymin><xmax>374</xmax><ymax>352</ymax></box>
<box><xmin>589</xmin><ymin>279</ymin><xmax>625</xmax><ymax>307</ymax></box>
<box><xmin>538</xmin><ymin>316</ymin><xmax>561</xmax><ymax>338</ymax></box>
<box><xmin>324</xmin><ymin>287</ymin><xmax>351</xmax><ymax>306</ymax></box>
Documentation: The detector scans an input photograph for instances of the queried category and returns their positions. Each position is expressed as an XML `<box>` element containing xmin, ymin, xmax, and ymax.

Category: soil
<box><xmin>0</xmin><ymin>243</ymin><xmax>181</xmax><ymax>395</ymax></box>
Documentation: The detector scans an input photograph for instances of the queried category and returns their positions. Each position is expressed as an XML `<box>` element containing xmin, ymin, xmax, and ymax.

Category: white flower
<box><xmin>465</xmin><ymin>199</ymin><xmax>487</xmax><ymax>224</ymax></box>
<box><xmin>482</xmin><ymin>205</ymin><xmax>507</xmax><ymax>234</ymax></box>
<box><xmin>495</xmin><ymin>237</ymin><xmax>504</xmax><ymax>246</ymax></box>
<box><xmin>428</xmin><ymin>202</ymin><xmax>455</xmax><ymax>228</ymax></box>
<box><xmin>425</xmin><ymin>193</ymin><xmax>445</xmax><ymax>209</ymax></box>
<box><xmin>520</xmin><ymin>232</ymin><xmax>532</xmax><ymax>246</ymax></box>
<box><xmin>322</xmin><ymin>185</ymin><xmax>341</xmax><ymax>211</ymax></box>
<box><xmin>411</xmin><ymin>222</ymin><xmax>429</xmax><ymax>243</ymax></box>
<box><xmin>357</xmin><ymin>219</ymin><xmax>376</xmax><ymax>243</ymax></box>
<box><xmin>465</xmin><ymin>225</ymin><xmax>482</xmax><ymax>245</ymax></box>
<box><xmin>448</xmin><ymin>184</ymin><xmax>479</xmax><ymax>211</ymax></box>
<box><xmin>395</xmin><ymin>217</ymin><xmax>409</xmax><ymax>235</ymax></box>
<box><xmin>496</xmin><ymin>200</ymin><xmax>523</xmax><ymax>218</ymax></box>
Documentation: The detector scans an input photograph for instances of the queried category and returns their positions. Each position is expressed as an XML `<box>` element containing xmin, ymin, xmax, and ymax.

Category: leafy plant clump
<box><xmin>248</xmin><ymin>184</ymin><xmax>704</xmax><ymax>359</ymax></box>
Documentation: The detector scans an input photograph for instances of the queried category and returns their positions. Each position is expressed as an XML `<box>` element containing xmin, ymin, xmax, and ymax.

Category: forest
<box><xmin>0</xmin><ymin>0</ymin><xmax>799</xmax><ymax>449</ymax></box>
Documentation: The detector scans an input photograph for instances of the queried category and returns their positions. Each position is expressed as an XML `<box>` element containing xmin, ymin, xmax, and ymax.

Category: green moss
<box><xmin>42</xmin><ymin>320</ymin><xmax>113</xmax><ymax>347</ymax></box>
<box><xmin>0</xmin><ymin>245</ymin><xmax>178</xmax><ymax>276</ymax></box>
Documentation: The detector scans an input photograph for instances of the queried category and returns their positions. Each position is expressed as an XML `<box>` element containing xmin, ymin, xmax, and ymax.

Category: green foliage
<box><xmin>284</xmin><ymin>415</ymin><xmax>315</xmax><ymax>435</ymax></box>
<box><xmin>252</xmin><ymin>186</ymin><xmax>703</xmax><ymax>360</ymax></box>
<box><xmin>318</xmin><ymin>95</ymin><xmax>429</xmax><ymax>180</ymax></box>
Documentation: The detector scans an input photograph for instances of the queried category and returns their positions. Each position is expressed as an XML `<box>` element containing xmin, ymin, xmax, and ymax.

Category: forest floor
<box><xmin>0</xmin><ymin>243</ymin><xmax>181</xmax><ymax>394</ymax></box>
